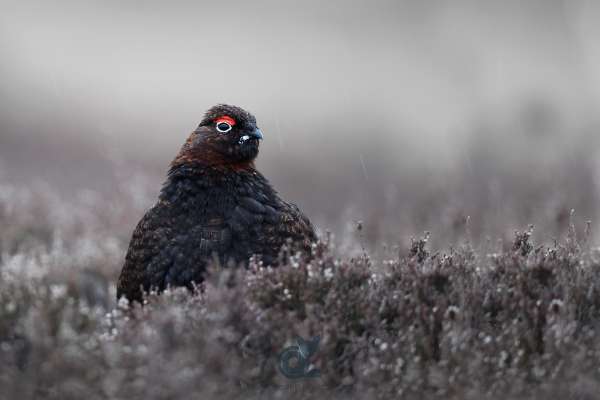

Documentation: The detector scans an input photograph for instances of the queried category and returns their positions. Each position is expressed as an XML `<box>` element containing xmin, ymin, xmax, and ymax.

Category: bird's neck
<box><xmin>167</xmin><ymin>160</ymin><xmax>256</xmax><ymax>177</ymax></box>
<box><xmin>170</xmin><ymin>141</ymin><xmax>257</xmax><ymax>171</ymax></box>
<box><xmin>159</xmin><ymin>161</ymin><xmax>257</xmax><ymax>202</ymax></box>
<box><xmin>170</xmin><ymin>136</ymin><xmax>257</xmax><ymax>171</ymax></box>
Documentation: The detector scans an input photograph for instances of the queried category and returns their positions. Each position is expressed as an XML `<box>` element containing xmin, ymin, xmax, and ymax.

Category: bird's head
<box><xmin>172</xmin><ymin>104</ymin><xmax>263</xmax><ymax>170</ymax></box>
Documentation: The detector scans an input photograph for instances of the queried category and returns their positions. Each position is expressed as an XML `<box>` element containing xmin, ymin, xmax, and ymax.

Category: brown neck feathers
<box><xmin>170</xmin><ymin>134</ymin><xmax>255</xmax><ymax>173</ymax></box>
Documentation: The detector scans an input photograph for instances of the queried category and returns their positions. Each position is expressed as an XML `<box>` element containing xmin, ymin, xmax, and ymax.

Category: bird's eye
<box><xmin>214</xmin><ymin>116</ymin><xmax>235</xmax><ymax>133</ymax></box>
<box><xmin>216</xmin><ymin>121</ymin><xmax>232</xmax><ymax>133</ymax></box>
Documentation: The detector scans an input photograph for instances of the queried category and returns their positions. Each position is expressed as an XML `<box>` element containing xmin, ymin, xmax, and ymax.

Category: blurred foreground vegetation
<box><xmin>2</xmin><ymin>176</ymin><xmax>600</xmax><ymax>399</ymax></box>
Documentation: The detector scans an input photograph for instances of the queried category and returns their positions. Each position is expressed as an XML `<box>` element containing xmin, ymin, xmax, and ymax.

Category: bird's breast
<box><xmin>190</xmin><ymin>218</ymin><xmax>232</xmax><ymax>255</ymax></box>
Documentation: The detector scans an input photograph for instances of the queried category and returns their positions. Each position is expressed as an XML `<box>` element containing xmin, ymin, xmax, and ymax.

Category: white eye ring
<box><xmin>216</xmin><ymin>121</ymin><xmax>232</xmax><ymax>133</ymax></box>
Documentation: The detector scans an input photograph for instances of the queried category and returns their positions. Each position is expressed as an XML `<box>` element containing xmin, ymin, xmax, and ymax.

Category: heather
<box><xmin>2</xmin><ymin>175</ymin><xmax>600</xmax><ymax>400</ymax></box>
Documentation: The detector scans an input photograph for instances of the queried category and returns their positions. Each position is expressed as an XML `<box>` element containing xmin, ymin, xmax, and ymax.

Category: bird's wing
<box><xmin>117</xmin><ymin>202</ymin><xmax>176</xmax><ymax>302</ymax></box>
<box><xmin>227</xmin><ymin>174</ymin><xmax>316</xmax><ymax>265</ymax></box>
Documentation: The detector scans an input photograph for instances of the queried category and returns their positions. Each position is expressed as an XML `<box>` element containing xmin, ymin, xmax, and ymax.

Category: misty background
<box><xmin>2</xmin><ymin>0</ymin><xmax>600</xmax><ymax>249</ymax></box>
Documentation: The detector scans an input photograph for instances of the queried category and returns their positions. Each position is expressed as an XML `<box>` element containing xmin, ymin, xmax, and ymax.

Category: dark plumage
<box><xmin>117</xmin><ymin>104</ymin><xmax>316</xmax><ymax>302</ymax></box>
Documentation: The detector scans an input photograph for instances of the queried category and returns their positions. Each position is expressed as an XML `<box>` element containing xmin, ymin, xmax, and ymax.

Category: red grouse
<box><xmin>117</xmin><ymin>104</ymin><xmax>316</xmax><ymax>302</ymax></box>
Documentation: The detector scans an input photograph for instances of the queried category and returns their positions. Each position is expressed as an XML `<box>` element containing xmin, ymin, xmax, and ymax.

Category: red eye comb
<box><xmin>215</xmin><ymin>116</ymin><xmax>236</xmax><ymax>126</ymax></box>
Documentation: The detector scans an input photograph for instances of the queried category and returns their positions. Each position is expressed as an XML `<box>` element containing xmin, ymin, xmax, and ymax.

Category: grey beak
<box><xmin>250</xmin><ymin>128</ymin><xmax>264</xmax><ymax>140</ymax></box>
